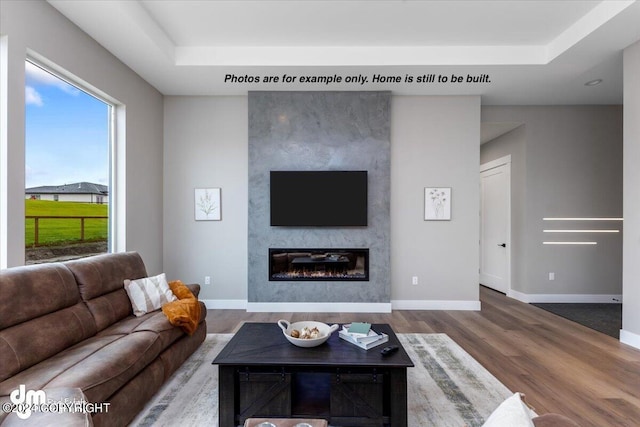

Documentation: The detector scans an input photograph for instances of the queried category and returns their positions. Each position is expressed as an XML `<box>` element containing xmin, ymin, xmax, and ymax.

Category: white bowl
<box><xmin>277</xmin><ymin>319</ymin><xmax>339</xmax><ymax>348</ymax></box>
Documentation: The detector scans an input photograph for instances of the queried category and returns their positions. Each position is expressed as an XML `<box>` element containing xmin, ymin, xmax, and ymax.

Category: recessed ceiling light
<box><xmin>584</xmin><ymin>79</ymin><xmax>603</xmax><ymax>86</ymax></box>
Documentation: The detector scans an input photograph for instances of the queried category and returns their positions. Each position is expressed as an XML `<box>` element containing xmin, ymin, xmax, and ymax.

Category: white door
<box><xmin>480</xmin><ymin>160</ymin><xmax>510</xmax><ymax>294</ymax></box>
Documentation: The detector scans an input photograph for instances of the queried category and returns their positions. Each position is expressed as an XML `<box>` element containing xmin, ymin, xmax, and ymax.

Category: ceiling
<box><xmin>47</xmin><ymin>0</ymin><xmax>640</xmax><ymax>105</ymax></box>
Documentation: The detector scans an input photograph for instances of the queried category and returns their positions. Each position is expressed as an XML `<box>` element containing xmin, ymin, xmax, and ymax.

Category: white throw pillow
<box><xmin>482</xmin><ymin>392</ymin><xmax>535</xmax><ymax>427</ymax></box>
<box><xmin>124</xmin><ymin>273</ymin><xmax>177</xmax><ymax>317</ymax></box>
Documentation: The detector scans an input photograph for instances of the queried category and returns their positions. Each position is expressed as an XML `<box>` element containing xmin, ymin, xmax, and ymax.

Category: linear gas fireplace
<box><xmin>269</xmin><ymin>248</ymin><xmax>369</xmax><ymax>281</ymax></box>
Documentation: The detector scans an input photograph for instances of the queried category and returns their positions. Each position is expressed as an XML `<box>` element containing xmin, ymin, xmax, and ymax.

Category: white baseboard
<box><xmin>391</xmin><ymin>300</ymin><xmax>481</xmax><ymax>311</ymax></box>
<box><xmin>203</xmin><ymin>300</ymin><xmax>480</xmax><ymax>312</ymax></box>
<box><xmin>508</xmin><ymin>289</ymin><xmax>622</xmax><ymax>304</ymax></box>
<box><xmin>202</xmin><ymin>299</ymin><xmax>247</xmax><ymax>310</ymax></box>
<box><xmin>620</xmin><ymin>329</ymin><xmax>640</xmax><ymax>350</ymax></box>
<box><xmin>246</xmin><ymin>302</ymin><xmax>392</xmax><ymax>313</ymax></box>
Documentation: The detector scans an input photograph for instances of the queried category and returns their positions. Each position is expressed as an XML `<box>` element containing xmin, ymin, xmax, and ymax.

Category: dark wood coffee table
<box><xmin>212</xmin><ymin>322</ymin><xmax>414</xmax><ymax>427</ymax></box>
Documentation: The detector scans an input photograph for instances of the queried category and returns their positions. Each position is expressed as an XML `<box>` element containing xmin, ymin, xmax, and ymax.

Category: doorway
<box><xmin>480</xmin><ymin>156</ymin><xmax>511</xmax><ymax>294</ymax></box>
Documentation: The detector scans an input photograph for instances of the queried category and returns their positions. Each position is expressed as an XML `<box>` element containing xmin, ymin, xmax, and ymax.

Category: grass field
<box><xmin>25</xmin><ymin>200</ymin><xmax>108</xmax><ymax>247</ymax></box>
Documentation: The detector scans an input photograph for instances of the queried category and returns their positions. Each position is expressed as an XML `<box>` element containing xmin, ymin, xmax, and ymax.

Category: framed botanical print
<box><xmin>195</xmin><ymin>188</ymin><xmax>221</xmax><ymax>221</ymax></box>
<box><xmin>424</xmin><ymin>187</ymin><xmax>451</xmax><ymax>220</ymax></box>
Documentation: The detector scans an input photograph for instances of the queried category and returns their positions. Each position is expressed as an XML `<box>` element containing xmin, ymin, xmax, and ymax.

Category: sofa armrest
<box><xmin>186</xmin><ymin>283</ymin><xmax>201</xmax><ymax>298</ymax></box>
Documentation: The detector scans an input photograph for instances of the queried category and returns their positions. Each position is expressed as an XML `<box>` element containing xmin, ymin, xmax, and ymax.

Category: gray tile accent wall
<box><xmin>248</xmin><ymin>91</ymin><xmax>391</xmax><ymax>303</ymax></box>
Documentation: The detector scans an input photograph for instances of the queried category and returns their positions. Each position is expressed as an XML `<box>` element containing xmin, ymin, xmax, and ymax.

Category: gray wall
<box><xmin>1</xmin><ymin>0</ymin><xmax>164</xmax><ymax>272</ymax></box>
<box><xmin>248</xmin><ymin>91</ymin><xmax>391</xmax><ymax>304</ymax></box>
<box><xmin>163</xmin><ymin>96</ymin><xmax>248</xmax><ymax>302</ymax></box>
<box><xmin>481</xmin><ymin>106</ymin><xmax>623</xmax><ymax>299</ymax></box>
<box><xmin>622</xmin><ymin>40</ymin><xmax>640</xmax><ymax>346</ymax></box>
<box><xmin>390</xmin><ymin>96</ymin><xmax>481</xmax><ymax>306</ymax></box>
<box><xmin>162</xmin><ymin>95</ymin><xmax>482</xmax><ymax>309</ymax></box>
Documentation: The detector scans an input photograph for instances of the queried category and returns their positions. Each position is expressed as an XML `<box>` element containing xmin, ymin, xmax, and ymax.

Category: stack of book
<box><xmin>338</xmin><ymin>322</ymin><xmax>389</xmax><ymax>349</ymax></box>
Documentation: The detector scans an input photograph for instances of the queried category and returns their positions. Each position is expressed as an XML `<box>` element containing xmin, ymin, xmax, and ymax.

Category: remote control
<box><xmin>380</xmin><ymin>345</ymin><xmax>399</xmax><ymax>356</ymax></box>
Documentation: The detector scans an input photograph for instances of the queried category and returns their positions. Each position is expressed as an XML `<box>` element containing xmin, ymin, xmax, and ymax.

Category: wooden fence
<box><xmin>26</xmin><ymin>215</ymin><xmax>108</xmax><ymax>247</ymax></box>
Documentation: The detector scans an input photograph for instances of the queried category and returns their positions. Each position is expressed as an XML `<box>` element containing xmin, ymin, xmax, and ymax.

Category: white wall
<box><xmin>1</xmin><ymin>1</ymin><xmax>164</xmax><ymax>272</ymax></box>
<box><xmin>481</xmin><ymin>106</ymin><xmax>623</xmax><ymax>301</ymax></box>
<box><xmin>390</xmin><ymin>96</ymin><xmax>481</xmax><ymax>308</ymax></box>
<box><xmin>622</xmin><ymin>40</ymin><xmax>640</xmax><ymax>349</ymax></box>
<box><xmin>163</xmin><ymin>97</ymin><xmax>248</xmax><ymax>303</ymax></box>
<box><xmin>163</xmin><ymin>95</ymin><xmax>482</xmax><ymax>309</ymax></box>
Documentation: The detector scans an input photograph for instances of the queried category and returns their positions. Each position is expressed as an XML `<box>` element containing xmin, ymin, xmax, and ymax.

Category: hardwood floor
<box><xmin>206</xmin><ymin>286</ymin><xmax>640</xmax><ymax>426</ymax></box>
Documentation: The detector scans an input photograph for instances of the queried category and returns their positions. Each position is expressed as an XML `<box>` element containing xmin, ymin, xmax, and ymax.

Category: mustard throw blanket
<box><xmin>162</xmin><ymin>280</ymin><xmax>202</xmax><ymax>335</ymax></box>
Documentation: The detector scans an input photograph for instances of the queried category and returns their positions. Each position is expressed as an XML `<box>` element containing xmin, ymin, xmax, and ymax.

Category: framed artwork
<box><xmin>424</xmin><ymin>187</ymin><xmax>451</xmax><ymax>220</ymax></box>
<box><xmin>195</xmin><ymin>188</ymin><xmax>221</xmax><ymax>221</ymax></box>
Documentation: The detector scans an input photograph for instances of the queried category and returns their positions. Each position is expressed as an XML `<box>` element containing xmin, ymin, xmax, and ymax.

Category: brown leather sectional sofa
<box><xmin>0</xmin><ymin>252</ymin><xmax>206</xmax><ymax>426</ymax></box>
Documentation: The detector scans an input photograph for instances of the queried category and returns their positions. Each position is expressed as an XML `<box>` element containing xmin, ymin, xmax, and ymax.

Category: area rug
<box><xmin>130</xmin><ymin>333</ymin><xmax>512</xmax><ymax>427</ymax></box>
<box><xmin>532</xmin><ymin>302</ymin><xmax>622</xmax><ymax>338</ymax></box>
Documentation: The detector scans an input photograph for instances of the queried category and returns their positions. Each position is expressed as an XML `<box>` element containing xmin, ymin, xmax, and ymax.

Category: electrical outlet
<box><xmin>548</xmin><ymin>272</ymin><xmax>555</xmax><ymax>281</ymax></box>
<box><xmin>412</xmin><ymin>276</ymin><xmax>418</xmax><ymax>285</ymax></box>
<box><xmin>204</xmin><ymin>276</ymin><xmax>211</xmax><ymax>285</ymax></box>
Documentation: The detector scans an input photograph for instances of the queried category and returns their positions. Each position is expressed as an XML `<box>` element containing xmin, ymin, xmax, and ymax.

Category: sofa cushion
<box><xmin>0</xmin><ymin>302</ymin><xmax>97</xmax><ymax>384</ymax></box>
<box><xmin>0</xmin><ymin>263</ymin><xmax>81</xmax><ymax>330</ymax></box>
<box><xmin>0</xmin><ymin>260</ymin><xmax>98</xmax><ymax>383</ymax></box>
<box><xmin>65</xmin><ymin>252</ymin><xmax>148</xmax><ymax>331</ymax></box>
<box><xmin>66</xmin><ymin>252</ymin><xmax>148</xmax><ymax>301</ymax></box>
<box><xmin>124</xmin><ymin>273</ymin><xmax>177</xmax><ymax>316</ymax></box>
<box><xmin>97</xmin><ymin>311</ymin><xmax>185</xmax><ymax>350</ymax></box>
<box><xmin>91</xmin><ymin>358</ymin><xmax>165</xmax><ymax>427</ymax></box>
<box><xmin>1</xmin><ymin>331</ymin><xmax>163</xmax><ymax>404</ymax></box>
<box><xmin>0</xmin><ymin>334</ymin><xmax>121</xmax><ymax>395</ymax></box>
<box><xmin>46</xmin><ymin>331</ymin><xmax>163</xmax><ymax>403</ymax></box>
<box><xmin>97</xmin><ymin>311</ymin><xmax>177</xmax><ymax>335</ymax></box>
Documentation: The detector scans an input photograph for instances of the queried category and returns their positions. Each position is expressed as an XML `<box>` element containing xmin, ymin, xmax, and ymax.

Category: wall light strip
<box><xmin>543</xmin><ymin>217</ymin><xmax>623</xmax><ymax>221</ymax></box>
<box><xmin>543</xmin><ymin>242</ymin><xmax>597</xmax><ymax>245</ymax></box>
<box><xmin>543</xmin><ymin>229</ymin><xmax>619</xmax><ymax>233</ymax></box>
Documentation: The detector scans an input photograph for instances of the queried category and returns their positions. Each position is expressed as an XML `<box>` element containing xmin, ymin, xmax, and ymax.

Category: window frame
<box><xmin>24</xmin><ymin>56</ymin><xmax>122</xmax><ymax>257</ymax></box>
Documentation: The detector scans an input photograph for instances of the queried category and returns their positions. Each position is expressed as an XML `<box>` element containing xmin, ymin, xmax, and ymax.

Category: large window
<box><xmin>25</xmin><ymin>60</ymin><xmax>112</xmax><ymax>264</ymax></box>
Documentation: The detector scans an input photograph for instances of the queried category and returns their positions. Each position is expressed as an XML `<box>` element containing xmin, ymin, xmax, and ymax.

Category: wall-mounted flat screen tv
<box><xmin>270</xmin><ymin>171</ymin><xmax>368</xmax><ymax>226</ymax></box>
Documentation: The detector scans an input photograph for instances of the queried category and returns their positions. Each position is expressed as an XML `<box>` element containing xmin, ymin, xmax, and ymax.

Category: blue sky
<box><xmin>25</xmin><ymin>61</ymin><xmax>109</xmax><ymax>189</ymax></box>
